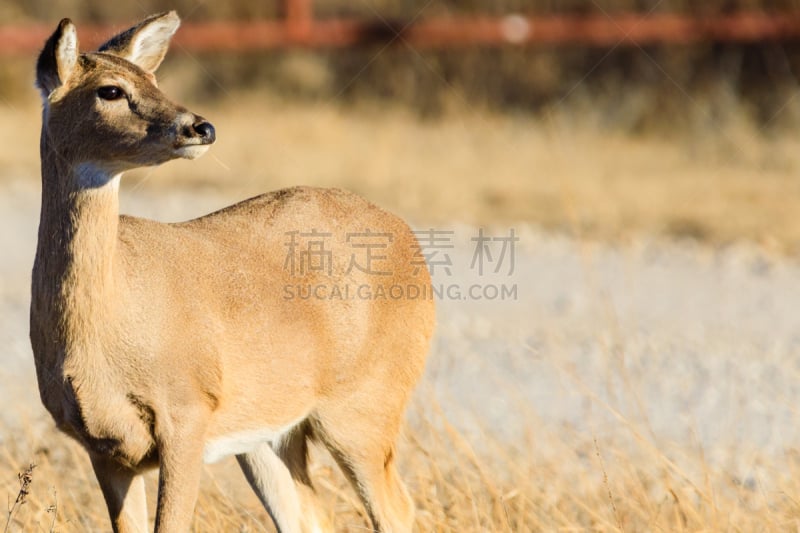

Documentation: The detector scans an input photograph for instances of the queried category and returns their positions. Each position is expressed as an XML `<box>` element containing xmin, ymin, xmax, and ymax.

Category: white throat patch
<box><xmin>74</xmin><ymin>163</ymin><xmax>122</xmax><ymax>189</ymax></box>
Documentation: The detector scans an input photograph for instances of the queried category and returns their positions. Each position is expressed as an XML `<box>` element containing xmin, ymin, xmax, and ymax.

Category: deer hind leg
<box><xmin>237</xmin><ymin>423</ymin><xmax>330</xmax><ymax>533</ymax></box>
<box><xmin>90</xmin><ymin>453</ymin><xmax>148</xmax><ymax>533</ymax></box>
<box><xmin>313</xmin><ymin>402</ymin><xmax>415</xmax><ymax>533</ymax></box>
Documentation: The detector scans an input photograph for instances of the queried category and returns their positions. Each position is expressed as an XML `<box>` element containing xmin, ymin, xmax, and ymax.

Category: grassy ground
<box><xmin>2</xmin><ymin>95</ymin><xmax>800</xmax><ymax>532</ymax></box>
<box><xmin>3</xmin><ymin>391</ymin><xmax>799</xmax><ymax>532</ymax></box>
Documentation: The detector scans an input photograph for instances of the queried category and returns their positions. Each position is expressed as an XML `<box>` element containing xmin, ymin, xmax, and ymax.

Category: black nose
<box><xmin>193</xmin><ymin>120</ymin><xmax>215</xmax><ymax>143</ymax></box>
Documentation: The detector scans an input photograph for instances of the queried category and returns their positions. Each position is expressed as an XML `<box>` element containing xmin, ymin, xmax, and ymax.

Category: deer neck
<box><xmin>34</xmin><ymin>132</ymin><xmax>124</xmax><ymax>347</ymax></box>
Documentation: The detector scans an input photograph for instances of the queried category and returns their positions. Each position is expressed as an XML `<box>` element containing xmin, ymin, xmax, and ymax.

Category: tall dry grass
<box><xmin>2</xmin><ymin>378</ymin><xmax>799</xmax><ymax>532</ymax></box>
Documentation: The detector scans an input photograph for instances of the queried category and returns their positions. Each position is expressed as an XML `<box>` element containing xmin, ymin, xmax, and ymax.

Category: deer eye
<box><xmin>97</xmin><ymin>86</ymin><xmax>124</xmax><ymax>101</ymax></box>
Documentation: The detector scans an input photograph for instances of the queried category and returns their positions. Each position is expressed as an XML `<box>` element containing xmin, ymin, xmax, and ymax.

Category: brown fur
<box><xmin>30</xmin><ymin>12</ymin><xmax>434</xmax><ymax>533</ymax></box>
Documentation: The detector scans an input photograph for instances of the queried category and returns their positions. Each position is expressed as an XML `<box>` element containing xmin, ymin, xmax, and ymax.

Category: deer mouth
<box><xmin>174</xmin><ymin>143</ymin><xmax>211</xmax><ymax>159</ymax></box>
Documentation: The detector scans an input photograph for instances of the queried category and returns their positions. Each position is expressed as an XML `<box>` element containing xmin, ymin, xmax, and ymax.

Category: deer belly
<box><xmin>203</xmin><ymin>418</ymin><xmax>305</xmax><ymax>464</ymax></box>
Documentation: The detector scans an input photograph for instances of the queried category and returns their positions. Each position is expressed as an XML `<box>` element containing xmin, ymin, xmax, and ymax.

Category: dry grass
<box><xmin>2</xmin><ymin>386</ymin><xmax>800</xmax><ymax>532</ymax></box>
<box><xmin>2</xmin><ymin>92</ymin><xmax>799</xmax><ymax>254</ymax></box>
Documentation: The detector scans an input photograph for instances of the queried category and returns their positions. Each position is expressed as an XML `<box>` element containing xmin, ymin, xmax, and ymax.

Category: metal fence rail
<box><xmin>2</xmin><ymin>1</ymin><xmax>800</xmax><ymax>56</ymax></box>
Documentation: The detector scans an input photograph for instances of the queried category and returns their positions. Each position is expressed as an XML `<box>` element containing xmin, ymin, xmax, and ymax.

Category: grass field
<box><xmin>3</xmin><ymin>400</ymin><xmax>799</xmax><ymax>532</ymax></box>
<box><xmin>4</xmin><ymin>350</ymin><xmax>800</xmax><ymax>532</ymax></box>
<box><xmin>2</xmin><ymin>94</ymin><xmax>800</xmax><ymax>532</ymax></box>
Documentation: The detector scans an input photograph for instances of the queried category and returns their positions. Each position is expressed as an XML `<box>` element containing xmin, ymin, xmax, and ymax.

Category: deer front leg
<box><xmin>91</xmin><ymin>453</ymin><xmax>149</xmax><ymax>533</ymax></box>
<box><xmin>153</xmin><ymin>407</ymin><xmax>210</xmax><ymax>532</ymax></box>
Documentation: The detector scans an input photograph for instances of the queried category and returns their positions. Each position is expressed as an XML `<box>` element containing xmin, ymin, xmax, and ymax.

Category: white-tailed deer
<box><xmin>30</xmin><ymin>12</ymin><xmax>434</xmax><ymax>533</ymax></box>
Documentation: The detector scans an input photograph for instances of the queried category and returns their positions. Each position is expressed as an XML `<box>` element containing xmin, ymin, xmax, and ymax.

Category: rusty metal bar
<box><xmin>3</xmin><ymin>12</ymin><xmax>800</xmax><ymax>56</ymax></box>
<box><xmin>282</xmin><ymin>0</ymin><xmax>313</xmax><ymax>42</ymax></box>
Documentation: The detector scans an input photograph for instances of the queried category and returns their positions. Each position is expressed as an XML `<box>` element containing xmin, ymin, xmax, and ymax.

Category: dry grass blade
<box><xmin>3</xmin><ymin>464</ymin><xmax>35</xmax><ymax>533</ymax></box>
<box><xmin>594</xmin><ymin>437</ymin><xmax>623</xmax><ymax>532</ymax></box>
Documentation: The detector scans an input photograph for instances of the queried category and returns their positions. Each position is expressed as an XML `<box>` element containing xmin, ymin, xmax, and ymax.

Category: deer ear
<box><xmin>36</xmin><ymin>18</ymin><xmax>79</xmax><ymax>98</ymax></box>
<box><xmin>98</xmin><ymin>11</ymin><xmax>180</xmax><ymax>73</ymax></box>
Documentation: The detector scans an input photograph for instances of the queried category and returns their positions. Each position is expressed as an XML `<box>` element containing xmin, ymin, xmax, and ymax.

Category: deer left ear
<box><xmin>36</xmin><ymin>18</ymin><xmax>79</xmax><ymax>98</ymax></box>
<box><xmin>98</xmin><ymin>11</ymin><xmax>180</xmax><ymax>73</ymax></box>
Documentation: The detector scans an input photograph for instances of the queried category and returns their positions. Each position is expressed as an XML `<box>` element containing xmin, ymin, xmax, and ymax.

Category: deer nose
<box><xmin>192</xmin><ymin>120</ymin><xmax>215</xmax><ymax>143</ymax></box>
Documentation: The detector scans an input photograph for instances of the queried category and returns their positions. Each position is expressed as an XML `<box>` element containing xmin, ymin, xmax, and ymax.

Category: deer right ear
<box><xmin>36</xmin><ymin>18</ymin><xmax>79</xmax><ymax>98</ymax></box>
<box><xmin>98</xmin><ymin>11</ymin><xmax>180</xmax><ymax>74</ymax></box>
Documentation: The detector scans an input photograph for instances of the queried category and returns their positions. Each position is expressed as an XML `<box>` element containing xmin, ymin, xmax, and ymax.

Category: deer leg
<box><xmin>314</xmin><ymin>406</ymin><xmax>414</xmax><ymax>533</ymax></box>
<box><xmin>237</xmin><ymin>438</ymin><xmax>331</xmax><ymax>533</ymax></box>
<box><xmin>90</xmin><ymin>453</ymin><xmax>149</xmax><ymax>533</ymax></box>
<box><xmin>237</xmin><ymin>442</ymin><xmax>302</xmax><ymax>533</ymax></box>
<box><xmin>153</xmin><ymin>408</ymin><xmax>209</xmax><ymax>532</ymax></box>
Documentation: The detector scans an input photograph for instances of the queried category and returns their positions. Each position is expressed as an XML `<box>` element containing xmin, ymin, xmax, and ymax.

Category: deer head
<box><xmin>36</xmin><ymin>11</ymin><xmax>215</xmax><ymax>185</ymax></box>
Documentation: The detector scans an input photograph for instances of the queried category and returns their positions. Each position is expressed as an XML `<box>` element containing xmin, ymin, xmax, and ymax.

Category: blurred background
<box><xmin>3</xmin><ymin>0</ymin><xmax>800</xmax><ymax>129</ymax></box>
<box><xmin>2</xmin><ymin>1</ymin><xmax>800</xmax><ymax>531</ymax></box>
<box><xmin>1</xmin><ymin>0</ymin><xmax>800</xmax><ymax>246</ymax></box>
